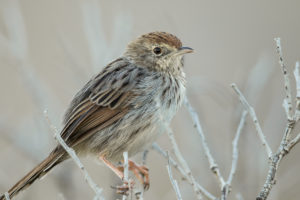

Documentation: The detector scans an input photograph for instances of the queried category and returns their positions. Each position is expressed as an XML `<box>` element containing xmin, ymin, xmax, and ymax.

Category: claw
<box><xmin>99</xmin><ymin>155</ymin><xmax>150</xmax><ymax>193</ymax></box>
<box><xmin>111</xmin><ymin>180</ymin><xmax>135</xmax><ymax>195</ymax></box>
<box><xmin>111</xmin><ymin>183</ymin><xmax>129</xmax><ymax>195</ymax></box>
<box><xmin>129</xmin><ymin>161</ymin><xmax>150</xmax><ymax>190</ymax></box>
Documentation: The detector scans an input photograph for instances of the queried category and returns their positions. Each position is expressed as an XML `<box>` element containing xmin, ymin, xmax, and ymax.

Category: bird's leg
<box><xmin>128</xmin><ymin>160</ymin><xmax>150</xmax><ymax>190</ymax></box>
<box><xmin>99</xmin><ymin>155</ymin><xmax>124</xmax><ymax>179</ymax></box>
<box><xmin>117</xmin><ymin>160</ymin><xmax>150</xmax><ymax>190</ymax></box>
<box><xmin>99</xmin><ymin>155</ymin><xmax>133</xmax><ymax>195</ymax></box>
<box><xmin>99</xmin><ymin>155</ymin><xmax>150</xmax><ymax>193</ymax></box>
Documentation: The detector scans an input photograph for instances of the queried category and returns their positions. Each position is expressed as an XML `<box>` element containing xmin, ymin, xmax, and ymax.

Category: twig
<box><xmin>184</xmin><ymin>98</ymin><xmax>226</xmax><ymax>188</ymax></box>
<box><xmin>222</xmin><ymin>110</ymin><xmax>248</xmax><ymax>199</ymax></box>
<box><xmin>44</xmin><ymin>110</ymin><xmax>104</xmax><ymax>200</ymax></box>
<box><xmin>122</xmin><ymin>152</ymin><xmax>129</xmax><ymax>200</ymax></box>
<box><xmin>166</xmin><ymin>128</ymin><xmax>203</xmax><ymax>200</ymax></box>
<box><xmin>151</xmin><ymin>143</ymin><xmax>216</xmax><ymax>200</ymax></box>
<box><xmin>286</xmin><ymin>133</ymin><xmax>300</xmax><ymax>151</ymax></box>
<box><xmin>231</xmin><ymin>84</ymin><xmax>273</xmax><ymax>158</ymax></box>
<box><xmin>4</xmin><ymin>192</ymin><xmax>10</xmax><ymax>200</ymax></box>
<box><xmin>166</xmin><ymin>152</ymin><xmax>183</xmax><ymax>200</ymax></box>
<box><xmin>227</xmin><ymin>110</ymin><xmax>247</xmax><ymax>184</ymax></box>
<box><xmin>293</xmin><ymin>62</ymin><xmax>300</xmax><ymax>120</ymax></box>
<box><xmin>256</xmin><ymin>39</ymin><xmax>300</xmax><ymax>200</ymax></box>
<box><xmin>152</xmin><ymin>143</ymin><xmax>187</xmax><ymax>181</ymax></box>
<box><xmin>256</xmin><ymin>143</ymin><xmax>293</xmax><ymax>200</ymax></box>
<box><xmin>274</xmin><ymin>38</ymin><xmax>293</xmax><ymax>120</ymax></box>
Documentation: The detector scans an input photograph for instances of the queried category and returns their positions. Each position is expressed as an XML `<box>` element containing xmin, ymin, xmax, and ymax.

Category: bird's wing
<box><xmin>59</xmin><ymin>58</ymin><xmax>146</xmax><ymax>148</ymax></box>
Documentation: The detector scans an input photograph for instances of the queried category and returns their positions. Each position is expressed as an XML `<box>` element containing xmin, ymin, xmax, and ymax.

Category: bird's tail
<box><xmin>0</xmin><ymin>150</ymin><xmax>65</xmax><ymax>200</ymax></box>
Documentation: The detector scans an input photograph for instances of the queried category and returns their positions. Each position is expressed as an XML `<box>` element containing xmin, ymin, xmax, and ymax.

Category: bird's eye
<box><xmin>153</xmin><ymin>47</ymin><xmax>162</xmax><ymax>55</ymax></box>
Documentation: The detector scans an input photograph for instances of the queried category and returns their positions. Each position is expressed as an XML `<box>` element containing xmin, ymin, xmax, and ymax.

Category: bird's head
<box><xmin>124</xmin><ymin>32</ymin><xmax>193</xmax><ymax>73</ymax></box>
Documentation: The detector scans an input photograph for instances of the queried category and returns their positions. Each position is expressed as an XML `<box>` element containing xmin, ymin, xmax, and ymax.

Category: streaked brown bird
<box><xmin>0</xmin><ymin>31</ymin><xmax>193</xmax><ymax>199</ymax></box>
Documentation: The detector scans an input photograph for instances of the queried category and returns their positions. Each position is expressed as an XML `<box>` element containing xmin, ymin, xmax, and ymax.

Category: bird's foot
<box><xmin>128</xmin><ymin>160</ymin><xmax>150</xmax><ymax>190</ymax></box>
<box><xmin>111</xmin><ymin>179</ymin><xmax>135</xmax><ymax>195</ymax></box>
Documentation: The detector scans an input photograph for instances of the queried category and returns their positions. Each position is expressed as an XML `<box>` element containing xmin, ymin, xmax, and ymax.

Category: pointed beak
<box><xmin>178</xmin><ymin>46</ymin><xmax>194</xmax><ymax>54</ymax></box>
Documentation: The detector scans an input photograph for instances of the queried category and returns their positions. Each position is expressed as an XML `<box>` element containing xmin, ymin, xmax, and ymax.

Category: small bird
<box><xmin>0</xmin><ymin>31</ymin><xmax>193</xmax><ymax>199</ymax></box>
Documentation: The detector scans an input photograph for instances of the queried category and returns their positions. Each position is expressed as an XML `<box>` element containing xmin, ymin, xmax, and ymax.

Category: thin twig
<box><xmin>227</xmin><ymin>110</ymin><xmax>247</xmax><ymax>184</ymax></box>
<box><xmin>184</xmin><ymin>98</ymin><xmax>226</xmax><ymax>188</ymax></box>
<box><xmin>257</xmin><ymin>146</ymin><xmax>289</xmax><ymax>200</ymax></box>
<box><xmin>4</xmin><ymin>192</ymin><xmax>10</xmax><ymax>200</ymax></box>
<box><xmin>293</xmin><ymin>62</ymin><xmax>300</xmax><ymax>120</ymax></box>
<box><xmin>166</xmin><ymin>128</ymin><xmax>203</xmax><ymax>200</ymax></box>
<box><xmin>152</xmin><ymin>143</ymin><xmax>186</xmax><ymax>179</ymax></box>
<box><xmin>275</xmin><ymin>38</ymin><xmax>293</xmax><ymax>120</ymax></box>
<box><xmin>286</xmin><ymin>133</ymin><xmax>300</xmax><ymax>152</ymax></box>
<box><xmin>166</xmin><ymin>152</ymin><xmax>183</xmax><ymax>200</ymax></box>
<box><xmin>151</xmin><ymin>143</ymin><xmax>216</xmax><ymax>200</ymax></box>
<box><xmin>256</xmin><ymin>40</ymin><xmax>300</xmax><ymax>200</ymax></box>
<box><xmin>231</xmin><ymin>84</ymin><xmax>273</xmax><ymax>158</ymax></box>
<box><xmin>222</xmin><ymin>110</ymin><xmax>248</xmax><ymax>199</ymax></box>
<box><xmin>44</xmin><ymin>110</ymin><xmax>104</xmax><ymax>200</ymax></box>
<box><xmin>122</xmin><ymin>152</ymin><xmax>129</xmax><ymax>200</ymax></box>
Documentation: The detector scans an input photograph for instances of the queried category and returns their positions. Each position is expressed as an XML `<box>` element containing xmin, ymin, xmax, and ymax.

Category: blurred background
<box><xmin>0</xmin><ymin>0</ymin><xmax>300</xmax><ymax>199</ymax></box>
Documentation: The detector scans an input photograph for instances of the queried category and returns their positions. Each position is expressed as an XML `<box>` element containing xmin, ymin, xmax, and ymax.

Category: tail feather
<box><xmin>0</xmin><ymin>151</ymin><xmax>64</xmax><ymax>200</ymax></box>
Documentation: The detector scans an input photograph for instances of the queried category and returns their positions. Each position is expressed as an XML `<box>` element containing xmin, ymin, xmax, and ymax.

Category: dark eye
<box><xmin>153</xmin><ymin>47</ymin><xmax>162</xmax><ymax>55</ymax></box>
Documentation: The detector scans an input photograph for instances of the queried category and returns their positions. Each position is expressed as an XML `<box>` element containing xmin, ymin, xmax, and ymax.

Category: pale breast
<box><xmin>120</xmin><ymin>72</ymin><xmax>186</xmax><ymax>160</ymax></box>
<box><xmin>87</xmin><ymin>70</ymin><xmax>186</xmax><ymax>162</ymax></box>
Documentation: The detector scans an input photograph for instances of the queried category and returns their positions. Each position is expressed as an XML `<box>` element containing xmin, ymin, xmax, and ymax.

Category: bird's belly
<box><xmin>87</xmin><ymin>102</ymin><xmax>176</xmax><ymax>162</ymax></box>
<box><xmin>123</xmin><ymin>95</ymin><xmax>180</xmax><ymax>158</ymax></box>
<box><xmin>87</xmin><ymin>77</ymin><xmax>185</xmax><ymax>162</ymax></box>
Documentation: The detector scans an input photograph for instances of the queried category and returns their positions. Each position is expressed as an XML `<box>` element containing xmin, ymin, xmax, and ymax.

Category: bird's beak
<box><xmin>178</xmin><ymin>46</ymin><xmax>194</xmax><ymax>55</ymax></box>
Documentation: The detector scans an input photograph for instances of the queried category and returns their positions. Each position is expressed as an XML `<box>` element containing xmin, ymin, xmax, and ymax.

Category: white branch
<box><xmin>226</xmin><ymin>110</ymin><xmax>248</xmax><ymax>188</ymax></box>
<box><xmin>275</xmin><ymin>38</ymin><xmax>293</xmax><ymax>120</ymax></box>
<box><xmin>4</xmin><ymin>192</ymin><xmax>10</xmax><ymax>200</ymax></box>
<box><xmin>257</xmin><ymin>39</ymin><xmax>300</xmax><ymax>200</ymax></box>
<box><xmin>166</xmin><ymin>152</ymin><xmax>183</xmax><ymax>200</ymax></box>
<box><xmin>122</xmin><ymin>152</ymin><xmax>129</xmax><ymax>200</ymax></box>
<box><xmin>294</xmin><ymin>62</ymin><xmax>300</xmax><ymax>120</ymax></box>
<box><xmin>286</xmin><ymin>133</ymin><xmax>300</xmax><ymax>151</ymax></box>
<box><xmin>151</xmin><ymin>143</ymin><xmax>216</xmax><ymax>200</ymax></box>
<box><xmin>231</xmin><ymin>84</ymin><xmax>273</xmax><ymax>158</ymax></box>
<box><xmin>166</xmin><ymin>128</ymin><xmax>203</xmax><ymax>200</ymax></box>
<box><xmin>184</xmin><ymin>98</ymin><xmax>226</xmax><ymax>188</ymax></box>
<box><xmin>44</xmin><ymin>110</ymin><xmax>104</xmax><ymax>200</ymax></box>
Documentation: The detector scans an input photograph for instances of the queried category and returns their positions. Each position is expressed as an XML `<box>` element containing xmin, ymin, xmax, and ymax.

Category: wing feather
<box><xmin>57</xmin><ymin>58</ymin><xmax>145</xmax><ymax>148</ymax></box>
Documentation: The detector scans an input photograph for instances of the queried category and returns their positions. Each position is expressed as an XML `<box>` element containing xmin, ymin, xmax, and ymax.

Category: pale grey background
<box><xmin>0</xmin><ymin>0</ymin><xmax>300</xmax><ymax>199</ymax></box>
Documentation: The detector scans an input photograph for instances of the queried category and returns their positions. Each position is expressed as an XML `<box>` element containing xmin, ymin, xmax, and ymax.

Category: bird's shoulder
<box><xmin>63</xmin><ymin>57</ymin><xmax>151</xmax><ymax>124</ymax></box>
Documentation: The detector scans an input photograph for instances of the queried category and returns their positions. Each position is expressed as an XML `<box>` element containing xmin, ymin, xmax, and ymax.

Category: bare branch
<box><xmin>294</xmin><ymin>61</ymin><xmax>300</xmax><ymax>120</ymax></box>
<box><xmin>151</xmin><ymin>143</ymin><xmax>216</xmax><ymax>200</ymax></box>
<box><xmin>184</xmin><ymin>98</ymin><xmax>226</xmax><ymax>188</ymax></box>
<box><xmin>231</xmin><ymin>83</ymin><xmax>273</xmax><ymax>158</ymax></box>
<box><xmin>274</xmin><ymin>38</ymin><xmax>293</xmax><ymax>120</ymax></box>
<box><xmin>4</xmin><ymin>192</ymin><xmax>10</xmax><ymax>200</ymax></box>
<box><xmin>166</xmin><ymin>152</ymin><xmax>183</xmax><ymax>200</ymax></box>
<box><xmin>257</xmin><ymin>39</ymin><xmax>300</xmax><ymax>200</ymax></box>
<box><xmin>286</xmin><ymin>133</ymin><xmax>300</xmax><ymax>151</ymax></box>
<box><xmin>223</xmin><ymin>110</ymin><xmax>248</xmax><ymax>199</ymax></box>
<box><xmin>44</xmin><ymin>110</ymin><xmax>104</xmax><ymax>200</ymax></box>
<box><xmin>122</xmin><ymin>152</ymin><xmax>129</xmax><ymax>200</ymax></box>
<box><xmin>166</xmin><ymin>128</ymin><xmax>203</xmax><ymax>200</ymax></box>
<box><xmin>256</xmin><ymin>134</ymin><xmax>298</xmax><ymax>200</ymax></box>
